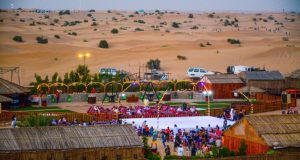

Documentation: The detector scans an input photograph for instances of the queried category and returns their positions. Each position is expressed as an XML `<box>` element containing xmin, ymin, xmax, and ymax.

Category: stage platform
<box><xmin>121</xmin><ymin>116</ymin><xmax>236</xmax><ymax>130</ymax></box>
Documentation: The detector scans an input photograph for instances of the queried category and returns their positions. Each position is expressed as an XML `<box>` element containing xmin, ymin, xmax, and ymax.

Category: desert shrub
<box><xmin>15</xmin><ymin>13</ymin><xmax>19</xmax><ymax>16</ymax></box>
<box><xmin>160</xmin><ymin>21</ymin><xmax>167</xmax><ymax>25</ymax></box>
<box><xmin>44</xmin><ymin>15</ymin><xmax>49</xmax><ymax>19</ymax></box>
<box><xmin>190</xmin><ymin>25</ymin><xmax>198</xmax><ymax>29</ymax></box>
<box><xmin>282</xmin><ymin>37</ymin><xmax>289</xmax><ymax>41</ymax></box>
<box><xmin>252</xmin><ymin>18</ymin><xmax>257</xmax><ymax>21</ymax></box>
<box><xmin>165</xmin><ymin>29</ymin><xmax>170</xmax><ymax>33</ymax></box>
<box><xmin>107</xmin><ymin>10</ymin><xmax>112</xmax><ymax>13</ymax></box>
<box><xmin>54</xmin><ymin>35</ymin><xmax>60</xmax><ymax>39</ymax></box>
<box><xmin>177</xmin><ymin>55</ymin><xmax>187</xmax><ymax>60</ymax></box>
<box><xmin>263</xmin><ymin>19</ymin><xmax>268</xmax><ymax>22</ymax></box>
<box><xmin>137</xmin><ymin>19</ymin><xmax>145</xmax><ymax>24</ymax></box>
<box><xmin>208</xmin><ymin>13</ymin><xmax>214</xmax><ymax>18</ymax></box>
<box><xmin>83</xmin><ymin>39</ymin><xmax>88</xmax><ymax>42</ymax></box>
<box><xmin>128</xmin><ymin>14</ymin><xmax>134</xmax><ymax>17</ymax></box>
<box><xmin>188</xmin><ymin>13</ymin><xmax>194</xmax><ymax>18</ymax></box>
<box><xmin>172</xmin><ymin>22</ymin><xmax>180</xmax><ymax>28</ymax></box>
<box><xmin>111</xmin><ymin>28</ymin><xmax>119</xmax><ymax>34</ymax></box>
<box><xmin>89</xmin><ymin>9</ymin><xmax>95</xmax><ymax>12</ymax></box>
<box><xmin>19</xmin><ymin>19</ymin><xmax>25</xmax><ymax>22</ymax></box>
<box><xmin>157</xmin><ymin>16</ymin><xmax>161</xmax><ymax>19</ymax></box>
<box><xmin>84</xmin><ymin>19</ymin><xmax>88</xmax><ymax>23</ymax></box>
<box><xmin>91</xmin><ymin>22</ymin><xmax>98</xmax><ymax>26</ymax></box>
<box><xmin>134</xmin><ymin>11</ymin><xmax>139</xmax><ymax>14</ymax></box>
<box><xmin>59</xmin><ymin>10</ymin><xmax>70</xmax><ymax>15</ymax></box>
<box><xmin>13</xmin><ymin>35</ymin><xmax>23</xmax><ymax>42</ymax></box>
<box><xmin>68</xmin><ymin>32</ymin><xmax>77</xmax><ymax>36</ymax></box>
<box><xmin>0</xmin><ymin>19</ymin><xmax>3</xmax><ymax>22</ymax></box>
<box><xmin>99</xmin><ymin>40</ymin><xmax>109</xmax><ymax>48</ymax></box>
<box><xmin>224</xmin><ymin>19</ymin><xmax>231</xmax><ymax>26</ymax></box>
<box><xmin>227</xmin><ymin>38</ymin><xmax>240</xmax><ymax>44</ymax></box>
<box><xmin>268</xmin><ymin>16</ymin><xmax>274</xmax><ymax>20</ymax></box>
<box><xmin>92</xmin><ymin>18</ymin><xmax>96</xmax><ymax>21</ymax></box>
<box><xmin>93</xmin><ymin>28</ymin><xmax>97</xmax><ymax>31</ymax></box>
<box><xmin>206</xmin><ymin>42</ymin><xmax>212</xmax><ymax>46</ymax></box>
<box><xmin>87</xmin><ymin>13</ymin><xmax>92</xmax><ymax>17</ymax></box>
<box><xmin>36</xmin><ymin>36</ymin><xmax>48</xmax><ymax>44</ymax></box>
<box><xmin>290</xmin><ymin>18</ymin><xmax>295</xmax><ymax>22</ymax></box>
<box><xmin>135</xmin><ymin>28</ymin><xmax>144</xmax><ymax>31</ymax></box>
<box><xmin>112</xmin><ymin>17</ymin><xmax>118</xmax><ymax>21</ymax></box>
<box><xmin>53</xmin><ymin>18</ymin><xmax>59</xmax><ymax>23</ymax></box>
<box><xmin>200</xmin><ymin>43</ymin><xmax>205</xmax><ymax>47</ymax></box>
<box><xmin>147</xmin><ymin>59</ymin><xmax>160</xmax><ymax>70</ymax></box>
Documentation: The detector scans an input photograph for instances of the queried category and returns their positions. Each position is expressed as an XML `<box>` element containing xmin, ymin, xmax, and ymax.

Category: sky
<box><xmin>0</xmin><ymin>0</ymin><xmax>299</xmax><ymax>12</ymax></box>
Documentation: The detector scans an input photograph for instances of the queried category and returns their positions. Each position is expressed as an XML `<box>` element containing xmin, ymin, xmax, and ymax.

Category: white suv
<box><xmin>187</xmin><ymin>67</ymin><xmax>214</xmax><ymax>78</ymax></box>
<box><xmin>99</xmin><ymin>68</ymin><xmax>117</xmax><ymax>76</ymax></box>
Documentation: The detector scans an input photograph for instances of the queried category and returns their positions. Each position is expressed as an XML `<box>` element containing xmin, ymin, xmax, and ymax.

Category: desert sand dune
<box><xmin>0</xmin><ymin>10</ymin><xmax>299</xmax><ymax>85</ymax></box>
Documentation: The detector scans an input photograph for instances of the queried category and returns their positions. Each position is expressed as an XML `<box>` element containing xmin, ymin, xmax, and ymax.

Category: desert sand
<box><xmin>0</xmin><ymin>10</ymin><xmax>299</xmax><ymax>85</ymax></box>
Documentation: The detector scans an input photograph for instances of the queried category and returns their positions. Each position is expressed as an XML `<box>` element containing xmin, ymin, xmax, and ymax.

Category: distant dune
<box><xmin>0</xmin><ymin>10</ymin><xmax>299</xmax><ymax>85</ymax></box>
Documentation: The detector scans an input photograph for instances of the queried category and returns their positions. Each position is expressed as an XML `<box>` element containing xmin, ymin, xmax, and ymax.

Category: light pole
<box><xmin>200</xmin><ymin>82</ymin><xmax>212</xmax><ymax>116</ymax></box>
<box><xmin>78</xmin><ymin>52</ymin><xmax>90</xmax><ymax>75</ymax></box>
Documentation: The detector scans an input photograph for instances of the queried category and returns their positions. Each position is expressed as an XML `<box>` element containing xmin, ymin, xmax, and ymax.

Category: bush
<box><xmin>190</xmin><ymin>25</ymin><xmax>198</xmax><ymax>29</ymax></box>
<box><xmin>36</xmin><ymin>36</ymin><xmax>48</xmax><ymax>44</ymax></box>
<box><xmin>208</xmin><ymin>13</ymin><xmax>215</xmax><ymax>18</ymax></box>
<box><xmin>59</xmin><ymin>10</ymin><xmax>70</xmax><ymax>15</ymax></box>
<box><xmin>172</xmin><ymin>22</ymin><xmax>180</xmax><ymax>28</ymax></box>
<box><xmin>68</xmin><ymin>32</ymin><xmax>77</xmax><ymax>36</ymax></box>
<box><xmin>227</xmin><ymin>38</ymin><xmax>241</xmax><ymax>44</ymax></box>
<box><xmin>135</xmin><ymin>19</ymin><xmax>145</xmax><ymax>24</ymax></box>
<box><xmin>282</xmin><ymin>37</ymin><xmax>289</xmax><ymax>41</ymax></box>
<box><xmin>147</xmin><ymin>59</ymin><xmax>160</xmax><ymax>70</ymax></box>
<box><xmin>89</xmin><ymin>9</ymin><xmax>95</xmax><ymax>12</ymax></box>
<box><xmin>107</xmin><ymin>10</ymin><xmax>111</xmax><ymax>13</ymax></box>
<box><xmin>87</xmin><ymin>13</ymin><xmax>92</xmax><ymax>17</ymax></box>
<box><xmin>18</xmin><ymin>114</ymin><xmax>52</xmax><ymax>127</ymax></box>
<box><xmin>128</xmin><ymin>14</ymin><xmax>134</xmax><ymax>17</ymax></box>
<box><xmin>91</xmin><ymin>22</ymin><xmax>98</xmax><ymax>26</ymax></box>
<box><xmin>200</xmin><ymin>43</ymin><xmax>206</xmax><ymax>47</ymax></box>
<box><xmin>84</xmin><ymin>19</ymin><xmax>88</xmax><ymax>23</ymax></box>
<box><xmin>206</xmin><ymin>42</ymin><xmax>212</xmax><ymax>46</ymax></box>
<box><xmin>111</xmin><ymin>28</ymin><xmax>119</xmax><ymax>34</ymax></box>
<box><xmin>177</xmin><ymin>55</ymin><xmax>187</xmax><ymax>60</ymax></box>
<box><xmin>188</xmin><ymin>13</ymin><xmax>194</xmax><ymax>18</ymax></box>
<box><xmin>135</xmin><ymin>28</ymin><xmax>144</xmax><ymax>31</ymax></box>
<box><xmin>112</xmin><ymin>17</ymin><xmax>118</xmax><ymax>21</ymax></box>
<box><xmin>54</xmin><ymin>18</ymin><xmax>59</xmax><ymax>23</ymax></box>
<box><xmin>13</xmin><ymin>35</ymin><xmax>24</xmax><ymax>42</ymax></box>
<box><xmin>99</xmin><ymin>40</ymin><xmax>109</xmax><ymax>48</ymax></box>
<box><xmin>54</xmin><ymin>35</ymin><xmax>60</xmax><ymax>39</ymax></box>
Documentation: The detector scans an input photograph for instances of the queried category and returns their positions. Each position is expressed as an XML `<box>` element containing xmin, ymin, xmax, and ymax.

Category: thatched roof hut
<box><xmin>286</xmin><ymin>69</ymin><xmax>300</xmax><ymax>90</ymax></box>
<box><xmin>223</xmin><ymin>114</ymin><xmax>300</xmax><ymax>155</ymax></box>
<box><xmin>0</xmin><ymin>95</ymin><xmax>12</xmax><ymax>103</ymax></box>
<box><xmin>0</xmin><ymin>78</ymin><xmax>29</xmax><ymax>94</ymax></box>
<box><xmin>0</xmin><ymin>125</ymin><xmax>144</xmax><ymax>160</ymax></box>
<box><xmin>238</xmin><ymin>71</ymin><xmax>285</xmax><ymax>94</ymax></box>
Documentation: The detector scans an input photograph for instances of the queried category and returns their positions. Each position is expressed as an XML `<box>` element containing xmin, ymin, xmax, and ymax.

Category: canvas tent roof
<box><xmin>0</xmin><ymin>78</ymin><xmax>29</xmax><ymax>94</ymax></box>
<box><xmin>201</xmin><ymin>74</ymin><xmax>243</xmax><ymax>84</ymax></box>
<box><xmin>233</xmin><ymin>86</ymin><xmax>265</xmax><ymax>93</ymax></box>
<box><xmin>239</xmin><ymin>71</ymin><xmax>284</xmax><ymax>81</ymax></box>
<box><xmin>0</xmin><ymin>125</ymin><xmax>143</xmax><ymax>151</ymax></box>
<box><xmin>246</xmin><ymin>115</ymin><xmax>300</xmax><ymax>148</ymax></box>
<box><xmin>0</xmin><ymin>95</ymin><xmax>12</xmax><ymax>103</ymax></box>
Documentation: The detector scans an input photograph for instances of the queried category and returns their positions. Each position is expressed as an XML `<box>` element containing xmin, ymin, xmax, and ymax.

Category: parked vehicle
<box><xmin>99</xmin><ymin>68</ymin><xmax>117</xmax><ymax>76</ymax></box>
<box><xmin>227</xmin><ymin>65</ymin><xmax>264</xmax><ymax>74</ymax></box>
<box><xmin>144</xmin><ymin>69</ymin><xmax>169</xmax><ymax>80</ymax></box>
<box><xmin>187</xmin><ymin>67</ymin><xmax>214</xmax><ymax>78</ymax></box>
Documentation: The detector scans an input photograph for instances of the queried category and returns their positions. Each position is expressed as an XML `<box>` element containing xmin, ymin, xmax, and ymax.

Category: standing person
<box><xmin>191</xmin><ymin>143</ymin><xmax>197</xmax><ymax>156</ymax></box>
<box><xmin>173</xmin><ymin>124</ymin><xmax>179</xmax><ymax>139</ymax></box>
<box><xmin>161</xmin><ymin>131</ymin><xmax>167</xmax><ymax>148</ymax></box>
<box><xmin>142</xmin><ymin>120</ymin><xmax>147</xmax><ymax>136</ymax></box>
<box><xmin>177</xmin><ymin>144</ymin><xmax>184</xmax><ymax>156</ymax></box>
<box><xmin>174</xmin><ymin>133</ymin><xmax>181</xmax><ymax>152</ymax></box>
<box><xmin>165</xmin><ymin>127</ymin><xmax>170</xmax><ymax>142</ymax></box>
<box><xmin>11</xmin><ymin>115</ymin><xmax>17</xmax><ymax>128</ymax></box>
<box><xmin>165</xmin><ymin>145</ymin><xmax>171</xmax><ymax>156</ymax></box>
<box><xmin>151</xmin><ymin>131</ymin><xmax>158</xmax><ymax>149</ymax></box>
<box><xmin>55</xmin><ymin>89</ymin><xmax>60</xmax><ymax>103</ymax></box>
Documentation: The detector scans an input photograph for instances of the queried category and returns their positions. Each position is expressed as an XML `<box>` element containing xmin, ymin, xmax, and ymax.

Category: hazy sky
<box><xmin>0</xmin><ymin>0</ymin><xmax>299</xmax><ymax>12</ymax></box>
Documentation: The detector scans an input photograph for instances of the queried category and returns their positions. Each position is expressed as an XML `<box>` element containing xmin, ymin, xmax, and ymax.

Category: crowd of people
<box><xmin>87</xmin><ymin>104</ymin><xmax>199</xmax><ymax>118</ymax></box>
<box><xmin>133</xmin><ymin>120</ymin><xmax>225</xmax><ymax>157</ymax></box>
<box><xmin>49</xmin><ymin>117</ymin><xmax>119</xmax><ymax>126</ymax></box>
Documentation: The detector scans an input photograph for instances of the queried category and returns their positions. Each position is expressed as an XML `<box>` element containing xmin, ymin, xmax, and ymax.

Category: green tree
<box><xmin>44</xmin><ymin>75</ymin><xmax>49</xmax><ymax>83</ymax></box>
<box><xmin>34</xmin><ymin>73</ymin><xmax>43</xmax><ymax>84</ymax></box>
<box><xmin>63</xmin><ymin>72</ymin><xmax>70</xmax><ymax>84</ymax></box>
<box><xmin>147</xmin><ymin>59</ymin><xmax>161</xmax><ymax>70</ymax></box>
<box><xmin>76</xmin><ymin>64</ymin><xmax>90</xmax><ymax>76</ymax></box>
<box><xmin>93</xmin><ymin>73</ymin><xmax>98</xmax><ymax>82</ymax></box>
<box><xmin>13</xmin><ymin>35</ymin><xmax>23</xmax><ymax>42</ymax></box>
<box><xmin>99</xmin><ymin>40</ymin><xmax>109</xmax><ymax>48</ymax></box>
<box><xmin>57</xmin><ymin>76</ymin><xmax>62</xmax><ymax>83</ymax></box>
<box><xmin>51</xmin><ymin>72</ymin><xmax>58</xmax><ymax>83</ymax></box>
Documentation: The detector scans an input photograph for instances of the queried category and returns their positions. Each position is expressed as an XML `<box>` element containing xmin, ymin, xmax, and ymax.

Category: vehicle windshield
<box><xmin>194</xmin><ymin>69</ymin><xmax>199</xmax><ymax>72</ymax></box>
<box><xmin>188</xmin><ymin>68</ymin><xmax>194</xmax><ymax>72</ymax></box>
<box><xmin>100</xmin><ymin>68</ymin><xmax>106</xmax><ymax>72</ymax></box>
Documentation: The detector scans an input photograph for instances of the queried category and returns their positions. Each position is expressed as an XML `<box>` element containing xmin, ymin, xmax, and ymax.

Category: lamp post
<box><xmin>200</xmin><ymin>82</ymin><xmax>212</xmax><ymax>116</ymax></box>
<box><xmin>78</xmin><ymin>52</ymin><xmax>90</xmax><ymax>75</ymax></box>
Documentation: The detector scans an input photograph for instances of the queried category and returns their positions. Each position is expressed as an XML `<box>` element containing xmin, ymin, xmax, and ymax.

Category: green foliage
<box><xmin>13</xmin><ymin>35</ymin><xmax>23</xmax><ymax>42</ymax></box>
<box><xmin>177</xmin><ymin>55</ymin><xmax>187</xmax><ymax>60</ymax></box>
<box><xmin>227</xmin><ymin>38</ymin><xmax>241</xmax><ymax>44</ymax></box>
<box><xmin>36</xmin><ymin>36</ymin><xmax>48</xmax><ymax>44</ymax></box>
<box><xmin>172</xmin><ymin>22</ymin><xmax>180</xmax><ymax>28</ymax></box>
<box><xmin>111</xmin><ymin>28</ymin><xmax>119</xmax><ymax>34</ymax></box>
<box><xmin>135</xmin><ymin>27</ymin><xmax>144</xmax><ymax>31</ymax></box>
<box><xmin>54</xmin><ymin>35</ymin><xmax>60</xmax><ymax>39</ymax></box>
<box><xmin>99</xmin><ymin>40</ymin><xmax>109</xmax><ymax>48</ymax></box>
<box><xmin>63</xmin><ymin>72</ymin><xmax>70</xmax><ymax>84</ymax></box>
<box><xmin>146</xmin><ymin>59</ymin><xmax>161</xmax><ymax>70</ymax></box>
<box><xmin>51</xmin><ymin>72</ymin><xmax>58</xmax><ymax>83</ymax></box>
<box><xmin>18</xmin><ymin>114</ymin><xmax>52</xmax><ymax>127</ymax></box>
<box><xmin>238</xmin><ymin>140</ymin><xmax>248</xmax><ymax>156</ymax></box>
<box><xmin>59</xmin><ymin>10</ymin><xmax>70</xmax><ymax>15</ymax></box>
<box><xmin>76</xmin><ymin>64</ymin><xmax>90</xmax><ymax>77</ymax></box>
